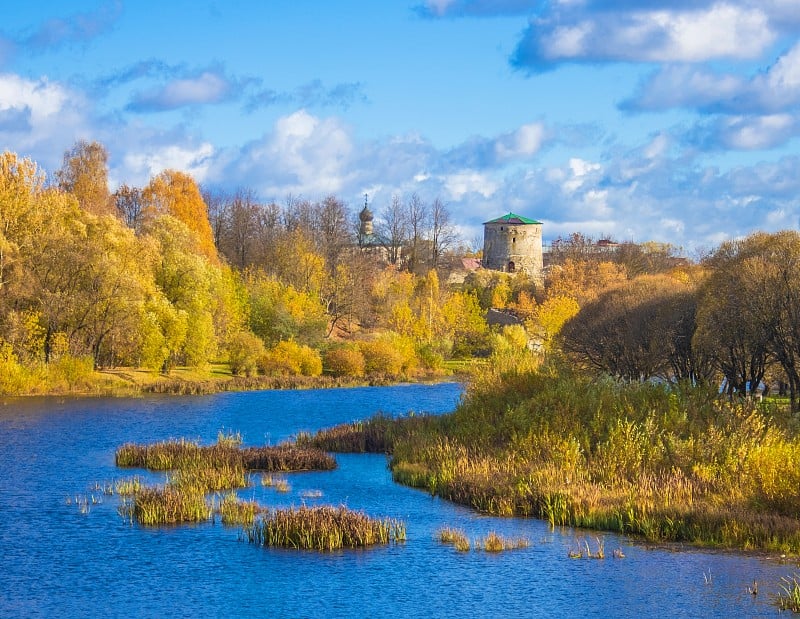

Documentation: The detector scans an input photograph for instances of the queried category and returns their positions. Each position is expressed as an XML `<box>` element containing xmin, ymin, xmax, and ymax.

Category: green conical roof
<box><xmin>484</xmin><ymin>212</ymin><xmax>541</xmax><ymax>225</ymax></box>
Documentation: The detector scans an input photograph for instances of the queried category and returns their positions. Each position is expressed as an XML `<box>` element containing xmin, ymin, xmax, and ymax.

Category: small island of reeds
<box><xmin>112</xmin><ymin>431</ymin><xmax>405</xmax><ymax>551</ymax></box>
<box><xmin>245</xmin><ymin>505</ymin><xmax>406</xmax><ymax>551</ymax></box>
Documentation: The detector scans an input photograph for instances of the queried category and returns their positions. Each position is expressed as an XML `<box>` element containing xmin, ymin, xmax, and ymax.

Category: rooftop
<box><xmin>484</xmin><ymin>212</ymin><xmax>542</xmax><ymax>225</ymax></box>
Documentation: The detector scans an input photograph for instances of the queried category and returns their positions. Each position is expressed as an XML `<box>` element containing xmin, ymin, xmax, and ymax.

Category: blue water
<box><xmin>0</xmin><ymin>382</ymin><xmax>793</xmax><ymax>618</ymax></box>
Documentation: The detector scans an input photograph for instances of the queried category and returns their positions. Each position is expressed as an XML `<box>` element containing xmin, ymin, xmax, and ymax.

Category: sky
<box><xmin>2</xmin><ymin>0</ymin><xmax>800</xmax><ymax>252</ymax></box>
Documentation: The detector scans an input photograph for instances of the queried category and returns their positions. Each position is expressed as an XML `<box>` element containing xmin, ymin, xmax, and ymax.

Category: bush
<box><xmin>227</xmin><ymin>331</ymin><xmax>266</xmax><ymax>377</ymax></box>
<box><xmin>323</xmin><ymin>346</ymin><xmax>365</xmax><ymax>377</ymax></box>
<box><xmin>0</xmin><ymin>342</ymin><xmax>35</xmax><ymax>395</ymax></box>
<box><xmin>358</xmin><ymin>332</ymin><xmax>418</xmax><ymax>377</ymax></box>
<box><xmin>259</xmin><ymin>340</ymin><xmax>322</xmax><ymax>377</ymax></box>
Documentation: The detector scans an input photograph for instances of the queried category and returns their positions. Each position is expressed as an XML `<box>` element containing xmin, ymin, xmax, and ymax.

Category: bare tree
<box><xmin>404</xmin><ymin>193</ymin><xmax>428</xmax><ymax>274</ymax></box>
<box><xmin>429</xmin><ymin>197</ymin><xmax>458</xmax><ymax>269</ymax></box>
<box><xmin>113</xmin><ymin>184</ymin><xmax>145</xmax><ymax>230</ymax></box>
<box><xmin>379</xmin><ymin>195</ymin><xmax>407</xmax><ymax>266</ymax></box>
<box><xmin>314</xmin><ymin>195</ymin><xmax>352</xmax><ymax>276</ymax></box>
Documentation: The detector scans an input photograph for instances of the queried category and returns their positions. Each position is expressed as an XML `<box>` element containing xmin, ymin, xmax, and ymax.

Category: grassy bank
<box><xmin>302</xmin><ymin>360</ymin><xmax>800</xmax><ymax>554</ymax></box>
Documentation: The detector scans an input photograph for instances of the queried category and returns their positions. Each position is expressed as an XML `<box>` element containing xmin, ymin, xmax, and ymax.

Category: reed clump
<box><xmin>376</xmin><ymin>362</ymin><xmax>800</xmax><ymax>553</ymax></box>
<box><xmin>296</xmin><ymin>413</ymin><xmax>445</xmax><ymax>455</ymax></box>
<box><xmin>218</xmin><ymin>493</ymin><xmax>261</xmax><ymax>526</ymax></box>
<box><xmin>775</xmin><ymin>574</ymin><xmax>800</xmax><ymax>612</ymax></box>
<box><xmin>245</xmin><ymin>505</ymin><xmax>406</xmax><ymax>551</ymax></box>
<box><xmin>115</xmin><ymin>432</ymin><xmax>333</xmax><ymax>526</ymax></box>
<box><xmin>116</xmin><ymin>439</ymin><xmax>335</xmax><ymax>473</ymax></box>
<box><xmin>120</xmin><ymin>486</ymin><xmax>210</xmax><ymax>525</ymax></box>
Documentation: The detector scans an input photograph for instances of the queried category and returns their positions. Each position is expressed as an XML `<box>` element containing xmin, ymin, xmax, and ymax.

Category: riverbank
<box><xmin>302</xmin><ymin>360</ymin><xmax>800</xmax><ymax>554</ymax></box>
<box><xmin>2</xmin><ymin>361</ymin><xmax>470</xmax><ymax>398</ymax></box>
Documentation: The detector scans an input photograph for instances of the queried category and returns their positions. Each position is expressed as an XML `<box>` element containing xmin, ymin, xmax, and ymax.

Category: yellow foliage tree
<box><xmin>532</xmin><ymin>295</ymin><xmax>580</xmax><ymax>351</ymax></box>
<box><xmin>142</xmin><ymin>170</ymin><xmax>217</xmax><ymax>261</ymax></box>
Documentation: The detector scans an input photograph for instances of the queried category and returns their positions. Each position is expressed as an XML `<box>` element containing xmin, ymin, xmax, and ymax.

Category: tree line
<box><xmin>0</xmin><ymin>141</ymin><xmax>487</xmax><ymax>390</ymax></box>
<box><xmin>555</xmin><ymin>232</ymin><xmax>800</xmax><ymax>412</ymax></box>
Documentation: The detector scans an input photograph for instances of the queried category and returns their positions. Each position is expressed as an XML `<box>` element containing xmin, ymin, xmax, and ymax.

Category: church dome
<box><xmin>359</xmin><ymin>205</ymin><xmax>374</xmax><ymax>222</ymax></box>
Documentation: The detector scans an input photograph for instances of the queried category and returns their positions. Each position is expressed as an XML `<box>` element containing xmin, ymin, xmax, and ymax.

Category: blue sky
<box><xmin>2</xmin><ymin>0</ymin><xmax>800</xmax><ymax>251</ymax></box>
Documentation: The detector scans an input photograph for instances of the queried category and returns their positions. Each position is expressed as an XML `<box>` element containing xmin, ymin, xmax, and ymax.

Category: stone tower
<box><xmin>482</xmin><ymin>212</ymin><xmax>543</xmax><ymax>279</ymax></box>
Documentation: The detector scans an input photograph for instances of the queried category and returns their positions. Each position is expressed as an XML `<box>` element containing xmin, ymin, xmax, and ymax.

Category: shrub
<box><xmin>323</xmin><ymin>346</ymin><xmax>365</xmax><ymax>377</ymax></box>
<box><xmin>227</xmin><ymin>331</ymin><xmax>266</xmax><ymax>377</ymax></box>
<box><xmin>359</xmin><ymin>332</ymin><xmax>417</xmax><ymax>377</ymax></box>
<box><xmin>258</xmin><ymin>340</ymin><xmax>322</xmax><ymax>377</ymax></box>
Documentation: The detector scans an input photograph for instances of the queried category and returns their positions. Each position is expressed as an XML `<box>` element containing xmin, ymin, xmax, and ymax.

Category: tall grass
<box><xmin>244</xmin><ymin>505</ymin><xmax>406</xmax><ymax>551</ymax></box>
<box><xmin>116</xmin><ymin>432</ymin><xmax>334</xmax><ymax>525</ymax></box>
<box><xmin>116</xmin><ymin>439</ymin><xmax>336</xmax><ymax>473</ymax></box>
<box><xmin>378</xmin><ymin>361</ymin><xmax>800</xmax><ymax>553</ymax></box>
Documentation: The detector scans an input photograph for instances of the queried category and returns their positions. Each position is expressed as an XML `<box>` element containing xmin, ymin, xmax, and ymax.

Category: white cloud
<box><xmin>129</xmin><ymin>70</ymin><xmax>234</xmax><ymax>111</ymax></box>
<box><xmin>123</xmin><ymin>143</ymin><xmax>215</xmax><ymax>185</ymax></box>
<box><xmin>494</xmin><ymin>122</ymin><xmax>546</xmax><ymax>160</ymax></box>
<box><xmin>441</xmin><ymin>171</ymin><xmax>498</xmax><ymax>199</ymax></box>
<box><xmin>719</xmin><ymin>114</ymin><xmax>796</xmax><ymax>149</ymax></box>
<box><xmin>515</xmin><ymin>2</ymin><xmax>776</xmax><ymax>69</ymax></box>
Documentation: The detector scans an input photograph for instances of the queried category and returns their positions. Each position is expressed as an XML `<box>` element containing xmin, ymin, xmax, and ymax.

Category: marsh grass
<box><xmin>438</xmin><ymin>527</ymin><xmax>528</xmax><ymax>553</ymax></box>
<box><xmin>120</xmin><ymin>486</ymin><xmax>210</xmax><ymax>525</ymax></box>
<box><xmin>479</xmin><ymin>531</ymin><xmax>530</xmax><ymax>552</ymax></box>
<box><xmin>568</xmin><ymin>536</ymin><xmax>605</xmax><ymax>559</ymax></box>
<box><xmin>775</xmin><ymin>574</ymin><xmax>800</xmax><ymax>612</ymax></box>
<box><xmin>115</xmin><ymin>433</ymin><xmax>334</xmax><ymax>526</ymax></box>
<box><xmin>116</xmin><ymin>440</ymin><xmax>335</xmax><ymax>473</ymax></box>
<box><xmin>218</xmin><ymin>493</ymin><xmax>261</xmax><ymax>526</ymax></box>
<box><xmin>378</xmin><ymin>363</ymin><xmax>800</xmax><ymax>553</ymax></box>
<box><xmin>245</xmin><ymin>505</ymin><xmax>406</xmax><ymax>551</ymax></box>
<box><xmin>438</xmin><ymin>526</ymin><xmax>470</xmax><ymax>551</ymax></box>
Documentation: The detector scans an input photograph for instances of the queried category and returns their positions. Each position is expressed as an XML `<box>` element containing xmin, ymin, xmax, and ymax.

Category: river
<box><xmin>0</xmin><ymin>383</ymin><xmax>792</xmax><ymax>617</ymax></box>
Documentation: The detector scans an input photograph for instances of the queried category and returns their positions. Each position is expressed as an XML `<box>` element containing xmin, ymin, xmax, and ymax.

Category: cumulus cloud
<box><xmin>624</xmin><ymin>42</ymin><xmax>800</xmax><ymax>114</ymax></box>
<box><xmin>123</xmin><ymin>143</ymin><xmax>216</xmax><ymax>184</ymax></box>
<box><xmin>0</xmin><ymin>74</ymin><xmax>90</xmax><ymax>167</ymax></box>
<box><xmin>216</xmin><ymin>110</ymin><xmax>355</xmax><ymax>196</ymax></box>
<box><xmin>443</xmin><ymin>122</ymin><xmax>549</xmax><ymax>169</ymax></box>
<box><xmin>512</xmin><ymin>3</ymin><xmax>775</xmax><ymax>70</ymax></box>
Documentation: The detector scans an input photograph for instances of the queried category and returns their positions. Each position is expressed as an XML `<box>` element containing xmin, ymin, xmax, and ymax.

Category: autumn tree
<box><xmin>56</xmin><ymin>140</ymin><xmax>114</xmax><ymax>217</ymax></box>
<box><xmin>696</xmin><ymin>231</ymin><xmax>800</xmax><ymax>410</ymax></box>
<box><xmin>560</xmin><ymin>274</ymin><xmax>704</xmax><ymax>382</ymax></box>
<box><xmin>142</xmin><ymin>170</ymin><xmax>217</xmax><ymax>261</ymax></box>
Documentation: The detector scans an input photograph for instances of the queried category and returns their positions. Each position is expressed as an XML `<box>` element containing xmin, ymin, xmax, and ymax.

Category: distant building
<box><xmin>357</xmin><ymin>198</ymin><xmax>402</xmax><ymax>265</ymax></box>
<box><xmin>482</xmin><ymin>212</ymin><xmax>543</xmax><ymax>280</ymax></box>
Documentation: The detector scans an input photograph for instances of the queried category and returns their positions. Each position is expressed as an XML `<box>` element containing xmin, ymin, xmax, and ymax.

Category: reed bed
<box><xmin>218</xmin><ymin>493</ymin><xmax>261</xmax><ymax>526</ymax></box>
<box><xmin>245</xmin><ymin>505</ymin><xmax>406</xmax><ymax>551</ymax></box>
<box><xmin>120</xmin><ymin>487</ymin><xmax>210</xmax><ymax>525</ymax></box>
<box><xmin>296</xmin><ymin>413</ymin><xmax>447</xmax><ymax>458</ymax></box>
<box><xmin>382</xmin><ymin>363</ymin><xmax>800</xmax><ymax>553</ymax></box>
<box><xmin>116</xmin><ymin>440</ymin><xmax>335</xmax><ymax>473</ymax></box>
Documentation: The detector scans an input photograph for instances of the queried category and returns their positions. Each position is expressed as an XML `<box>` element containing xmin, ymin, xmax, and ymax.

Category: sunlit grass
<box><xmin>245</xmin><ymin>505</ymin><xmax>406</xmax><ymax>551</ymax></box>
